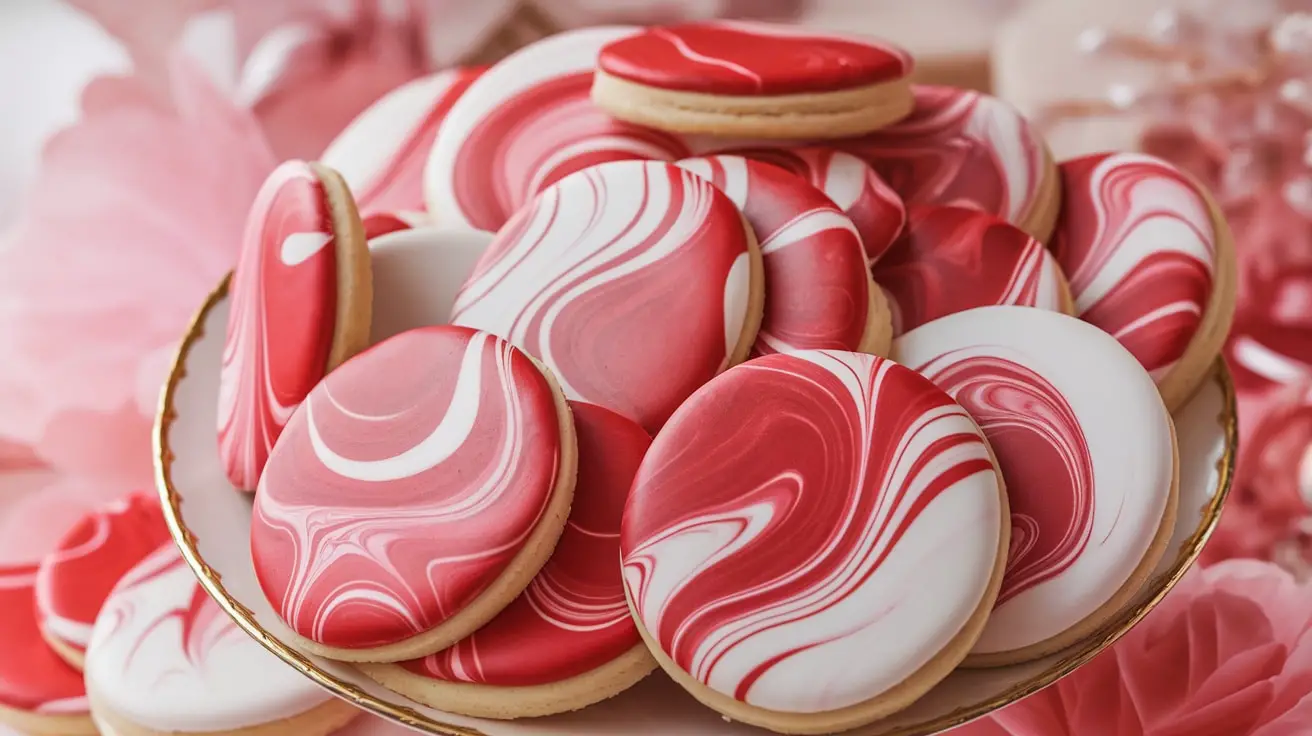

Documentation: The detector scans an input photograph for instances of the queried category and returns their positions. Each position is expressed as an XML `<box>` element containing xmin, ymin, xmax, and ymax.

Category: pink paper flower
<box><xmin>951</xmin><ymin>560</ymin><xmax>1312</xmax><ymax>735</ymax></box>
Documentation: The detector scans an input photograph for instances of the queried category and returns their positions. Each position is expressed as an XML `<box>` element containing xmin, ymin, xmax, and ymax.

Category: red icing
<box><xmin>35</xmin><ymin>493</ymin><xmax>170</xmax><ymax>654</ymax></box>
<box><xmin>218</xmin><ymin>161</ymin><xmax>338</xmax><ymax>491</ymax></box>
<box><xmin>597</xmin><ymin>21</ymin><xmax>912</xmax><ymax>95</ymax></box>
<box><xmin>0</xmin><ymin>564</ymin><xmax>87</xmax><ymax>714</ymax></box>
<box><xmin>400</xmin><ymin>402</ymin><xmax>648</xmax><ymax>686</ymax></box>
<box><xmin>251</xmin><ymin>327</ymin><xmax>563</xmax><ymax>649</ymax></box>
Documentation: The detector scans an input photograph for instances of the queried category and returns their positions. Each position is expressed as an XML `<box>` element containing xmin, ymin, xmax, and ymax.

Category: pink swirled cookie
<box><xmin>621</xmin><ymin>351</ymin><xmax>1007</xmax><ymax>734</ymax></box>
<box><xmin>730</xmin><ymin>146</ymin><xmax>906</xmax><ymax>262</ymax></box>
<box><xmin>872</xmin><ymin>205</ymin><xmax>1072</xmax><ymax>336</ymax></box>
<box><xmin>450</xmin><ymin>159</ymin><xmax>762</xmax><ymax>434</ymax></box>
<box><xmin>593</xmin><ymin>21</ymin><xmax>915</xmax><ymax>139</ymax></box>
<box><xmin>1052</xmin><ymin>152</ymin><xmax>1237</xmax><ymax>411</ymax></box>
<box><xmin>251</xmin><ymin>326</ymin><xmax>577</xmax><ymax>663</ymax></box>
<box><xmin>894</xmin><ymin>306</ymin><xmax>1178</xmax><ymax>666</ymax></box>
<box><xmin>84</xmin><ymin>544</ymin><xmax>358</xmax><ymax>736</ymax></box>
<box><xmin>361</xmin><ymin>402</ymin><xmax>656</xmax><ymax>719</ymax></box>
<box><xmin>0</xmin><ymin>563</ymin><xmax>92</xmax><ymax>736</ymax></box>
<box><xmin>837</xmin><ymin>85</ymin><xmax>1060</xmax><ymax>242</ymax></box>
<box><xmin>676</xmin><ymin>155</ymin><xmax>890</xmax><ymax>358</ymax></box>
<box><xmin>425</xmin><ymin>27</ymin><xmax>690</xmax><ymax>232</ymax></box>
<box><xmin>217</xmin><ymin>160</ymin><xmax>371</xmax><ymax>491</ymax></box>
<box><xmin>35</xmin><ymin>492</ymin><xmax>169</xmax><ymax>669</ymax></box>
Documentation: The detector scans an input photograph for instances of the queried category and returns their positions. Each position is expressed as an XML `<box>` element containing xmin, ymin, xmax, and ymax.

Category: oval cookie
<box><xmin>0</xmin><ymin>564</ymin><xmax>92</xmax><ymax>736</ymax></box>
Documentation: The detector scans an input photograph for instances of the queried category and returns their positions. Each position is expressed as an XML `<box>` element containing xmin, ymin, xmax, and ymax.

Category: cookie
<box><xmin>873</xmin><ymin>205</ymin><xmax>1072</xmax><ymax>336</ymax></box>
<box><xmin>0</xmin><ymin>564</ymin><xmax>94</xmax><ymax>736</ymax></box>
<box><xmin>322</xmin><ymin>68</ymin><xmax>483</xmax><ymax>222</ymax></box>
<box><xmin>837</xmin><ymin>85</ymin><xmax>1061</xmax><ymax>242</ymax></box>
<box><xmin>621</xmin><ymin>351</ymin><xmax>1007</xmax><ymax>735</ymax></box>
<box><xmin>360</xmin><ymin>402</ymin><xmax>656</xmax><ymax>719</ymax></box>
<box><xmin>593</xmin><ymin>21</ymin><xmax>915</xmax><ymax>139</ymax></box>
<box><xmin>676</xmin><ymin>154</ymin><xmax>890</xmax><ymax>357</ymax></box>
<box><xmin>729</xmin><ymin>146</ymin><xmax>907</xmax><ymax>262</ymax></box>
<box><xmin>34</xmin><ymin>493</ymin><xmax>169</xmax><ymax>670</ymax></box>
<box><xmin>216</xmin><ymin>160</ymin><xmax>371</xmax><ymax>491</ymax></box>
<box><xmin>450</xmin><ymin>159</ymin><xmax>763</xmax><ymax>434</ymax></box>
<box><xmin>84</xmin><ymin>544</ymin><xmax>359</xmax><ymax>736</ymax></box>
<box><xmin>251</xmin><ymin>326</ymin><xmax>577</xmax><ymax>663</ymax></box>
<box><xmin>894</xmin><ymin>306</ymin><xmax>1179</xmax><ymax>666</ymax></box>
<box><xmin>425</xmin><ymin>27</ymin><xmax>690</xmax><ymax>232</ymax></box>
<box><xmin>1051</xmin><ymin>152</ymin><xmax>1238</xmax><ymax>411</ymax></box>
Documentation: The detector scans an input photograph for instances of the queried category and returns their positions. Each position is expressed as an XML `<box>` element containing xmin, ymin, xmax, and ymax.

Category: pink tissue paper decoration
<box><xmin>952</xmin><ymin>560</ymin><xmax>1312</xmax><ymax>735</ymax></box>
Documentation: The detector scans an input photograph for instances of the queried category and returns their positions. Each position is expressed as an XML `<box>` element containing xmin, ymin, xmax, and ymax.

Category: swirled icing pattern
<box><xmin>84</xmin><ymin>544</ymin><xmax>331</xmax><ymax>732</ymax></box>
<box><xmin>400</xmin><ymin>402</ymin><xmax>648</xmax><ymax>686</ymax></box>
<box><xmin>1051</xmin><ymin>152</ymin><xmax>1217</xmax><ymax>382</ymax></box>
<box><xmin>251</xmin><ymin>327</ymin><xmax>563</xmax><ymax>649</ymax></box>
<box><xmin>894</xmin><ymin>307</ymin><xmax>1175</xmax><ymax>655</ymax></box>
<box><xmin>731</xmin><ymin>146</ymin><xmax>906</xmax><ymax>262</ymax></box>
<box><xmin>0</xmin><ymin>564</ymin><xmax>87</xmax><ymax>715</ymax></box>
<box><xmin>217</xmin><ymin>160</ymin><xmax>337</xmax><ymax>491</ymax></box>
<box><xmin>677</xmin><ymin>155</ymin><xmax>870</xmax><ymax>356</ymax></box>
<box><xmin>451</xmin><ymin>160</ymin><xmax>754</xmax><ymax>433</ymax></box>
<box><xmin>873</xmin><ymin>205</ymin><xmax>1065</xmax><ymax>335</ymax></box>
<box><xmin>621</xmin><ymin>351</ymin><xmax>1001</xmax><ymax>713</ymax></box>
<box><xmin>426</xmin><ymin>27</ymin><xmax>690</xmax><ymax>231</ymax></box>
<box><xmin>837</xmin><ymin>86</ymin><xmax>1048</xmax><ymax>229</ymax></box>
<box><xmin>597</xmin><ymin>21</ymin><xmax>912</xmax><ymax>95</ymax></box>
<box><xmin>36</xmin><ymin>493</ymin><xmax>169</xmax><ymax>654</ymax></box>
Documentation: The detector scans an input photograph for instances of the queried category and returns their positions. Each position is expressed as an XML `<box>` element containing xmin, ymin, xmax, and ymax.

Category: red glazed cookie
<box><xmin>873</xmin><ymin>205</ymin><xmax>1072</xmax><ymax>336</ymax></box>
<box><xmin>593</xmin><ymin>21</ymin><xmax>915</xmax><ymax>138</ymax></box>
<box><xmin>217</xmin><ymin>160</ymin><xmax>370</xmax><ymax>491</ymax></box>
<box><xmin>251</xmin><ymin>326</ymin><xmax>577</xmax><ymax>663</ymax></box>
<box><xmin>35</xmin><ymin>493</ymin><xmax>169</xmax><ymax>670</ymax></box>
<box><xmin>360</xmin><ymin>402</ymin><xmax>656</xmax><ymax>719</ymax></box>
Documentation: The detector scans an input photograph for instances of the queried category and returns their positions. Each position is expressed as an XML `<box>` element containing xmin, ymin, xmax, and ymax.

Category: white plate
<box><xmin>155</xmin><ymin>225</ymin><xmax>1235</xmax><ymax>736</ymax></box>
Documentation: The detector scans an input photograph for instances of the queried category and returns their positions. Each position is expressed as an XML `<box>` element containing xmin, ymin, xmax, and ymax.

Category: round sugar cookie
<box><xmin>363</xmin><ymin>210</ymin><xmax>428</xmax><ymax>241</ymax></box>
<box><xmin>251</xmin><ymin>326</ymin><xmax>577</xmax><ymax>663</ymax></box>
<box><xmin>0</xmin><ymin>564</ymin><xmax>93</xmax><ymax>736</ymax></box>
<box><xmin>676</xmin><ymin>155</ymin><xmax>889</xmax><ymax>358</ymax></box>
<box><xmin>731</xmin><ymin>146</ymin><xmax>906</xmax><ymax>262</ymax></box>
<box><xmin>425</xmin><ymin>27</ymin><xmax>690</xmax><ymax>232</ymax></box>
<box><xmin>893</xmin><ymin>306</ymin><xmax>1179</xmax><ymax>665</ymax></box>
<box><xmin>837</xmin><ymin>85</ymin><xmax>1061</xmax><ymax>242</ymax></box>
<box><xmin>593</xmin><ymin>21</ymin><xmax>915</xmax><ymax>139</ymax></box>
<box><xmin>873</xmin><ymin>205</ymin><xmax>1072</xmax><ymax>336</ymax></box>
<box><xmin>621</xmin><ymin>351</ymin><xmax>1008</xmax><ymax>735</ymax></box>
<box><xmin>84</xmin><ymin>544</ymin><xmax>359</xmax><ymax>736</ymax></box>
<box><xmin>35</xmin><ymin>493</ymin><xmax>169</xmax><ymax>669</ymax></box>
<box><xmin>1051</xmin><ymin>152</ymin><xmax>1238</xmax><ymax>411</ymax></box>
<box><xmin>322</xmin><ymin>68</ymin><xmax>483</xmax><ymax>221</ymax></box>
<box><xmin>360</xmin><ymin>402</ymin><xmax>656</xmax><ymax>719</ymax></box>
<box><xmin>450</xmin><ymin>159</ymin><xmax>763</xmax><ymax>434</ymax></box>
<box><xmin>217</xmin><ymin>160</ymin><xmax>370</xmax><ymax>491</ymax></box>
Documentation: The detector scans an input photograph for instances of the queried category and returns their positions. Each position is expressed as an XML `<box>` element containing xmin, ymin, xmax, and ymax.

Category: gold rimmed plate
<box><xmin>155</xmin><ymin>224</ymin><xmax>1235</xmax><ymax>736</ymax></box>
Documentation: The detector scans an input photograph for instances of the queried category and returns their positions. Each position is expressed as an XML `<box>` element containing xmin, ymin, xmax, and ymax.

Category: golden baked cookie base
<box><xmin>88</xmin><ymin>687</ymin><xmax>360</xmax><ymax>736</ymax></box>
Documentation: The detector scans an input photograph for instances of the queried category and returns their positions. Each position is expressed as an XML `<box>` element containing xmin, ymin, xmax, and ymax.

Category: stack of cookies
<box><xmin>213</xmin><ymin>21</ymin><xmax>1237</xmax><ymax>736</ymax></box>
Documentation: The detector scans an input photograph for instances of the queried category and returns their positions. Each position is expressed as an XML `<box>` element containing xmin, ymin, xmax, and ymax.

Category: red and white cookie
<box><xmin>1052</xmin><ymin>152</ymin><xmax>1237</xmax><ymax>411</ymax></box>
<box><xmin>84</xmin><ymin>544</ymin><xmax>358</xmax><ymax>736</ymax></box>
<box><xmin>730</xmin><ymin>146</ymin><xmax>907</xmax><ymax>262</ymax></box>
<box><xmin>894</xmin><ymin>306</ymin><xmax>1178</xmax><ymax>665</ymax></box>
<box><xmin>676</xmin><ymin>155</ymin><xmax>889</xmax><ymax>357</ymax></box>
<box><xmin>361</xmin><ymin>402</ymin><xmax>656</xmax><ymax>719</ymax></box>
<box><xmin>35</xmin><ymin>492</ymin><xmax>169</xmax><ymax>669</ymax></box>
<box><xmin>873</xmin><ymin>205</ymin><xmax>1071</xmax><ymax>336</ymax></box>
<box><xmin>621</xmin><ymin>351</ymin><xmax>1007</xmax><ymax>734</ymax></box>
<box><xmin>593</xmin><ymin>21</ymin><xmax>915</xmax><ymax>139</ymax></box>
<box><xmin>0</xmin><ymin>564</ymin><xmax>93</xmax><ymax>736</ymax></box>
<box><xmin>217</xmin><ymin>160</ymin><xmax>370</xmax><ymax>491</ymax></box>
<box><xmin>838</xmin><ymin>86</ymin><xmax>1060</xmax><ymax>242</ymax></box>
<box><xmin>322</xmin><ymin>68</ymin><xmax>483</xmax><ymax>223</ymax></box>
<box><xmin>450</xmin><ymin>159</ymin><xmax>763</xmax><ymax>434</ymax></box>
<box><xmin>251</xmin><ymin>326</ymin><xmax>577</xmax><ymax>663</ymax></box>
<box><xmin>425</xmin><ymin>27</ymin><xmax>690</xmax><ymax>232</ymax></box>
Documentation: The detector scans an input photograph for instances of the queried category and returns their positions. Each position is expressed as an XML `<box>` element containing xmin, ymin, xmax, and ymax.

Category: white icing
<box><xmin>963</xmin><ymin>94</ymin><xmax>1035</xmax><ymax>223</ymax></box>
<box><xmin>818</xmin><ymin>151</ymin><xmax>868</xmax><ymax>211</ymax></box>
<box><xmin>279</xmin><ymin>231</ymin><xmax>333</xmax><ymax>267</ymax></box>
<box><xmin>723</xmin><ymin>252</ymin><xmax>752</xmax><ymax>359</ymax></box>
